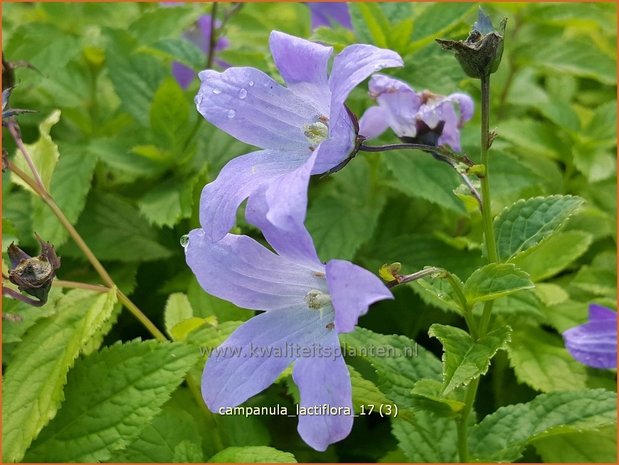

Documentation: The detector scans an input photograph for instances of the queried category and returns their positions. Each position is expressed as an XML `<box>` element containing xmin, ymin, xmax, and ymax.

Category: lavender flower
<box><xmin>173</xmin><ymin>15</ymin><xmax>229</xmax><ymax>89</ymax></box>
<box><xmin>185</xmin><ymin>192</ymin><xmax>392</xmax><ymax>451</ymax></box>
<box><xmin>563</xmin><ymin>304</ymin><xmax>617</xmax><ymax>369</ymax></box>
<box><xmin>359</xmin><ymin>74</ymin><xmax>474</xmax><ymax>151</ymax></box>
<box><xmin>308</xmin><ymin>2</ymin><xmax>352</xmax><ymax>30</ymax></box>
<box><xmin>195</xmin><ymin>31</ymin><xmax>402</xmax><ymax>242</ymax></box>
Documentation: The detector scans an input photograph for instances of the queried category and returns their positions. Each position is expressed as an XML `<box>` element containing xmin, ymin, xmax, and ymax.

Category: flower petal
<box><xmin>446</xmin><ymin>92</ymin><xmax>474</xmax><ymax>126</ymax></box>
<box><xmin>358</xmin><ymin>105</ymin><xmax>389</xmax><ymax>140</ymax></box>
<box><xmin>308</xmin><ymin>2</ymin><xmax>353</xmax><ymax>30</ymax></box>
<box><xmin>563</xmin><ymin>306</ymin><xmax>617</xmax><ymax>369</ymax></box>
<box><xmin>311</xmin><ymin>111</ymin><xmax>356</xmax><ymax>174</ymax></box>
<box><xmin>329</xmin><ymin>45</ymin><xmax>403</xmax><ymax>124</ymax></box>
<box><xmin>269</xmin><ymin>31</ymin><xmax>333</xmax><ymax>114</ymax></box>
<box><xmin>245</xmin><ymin>157</ymin><xmax>323</xmax><ymax>268</ymax></box>
<box><xmin>293</xmin><ymin>336</ymin><xmax>353</xmax><ymax>451</ymax></box>
<box><xmin>370</xmin><ymin>74</ymin><xmax>421</xmax><ymax>138</ymax></box>
<box><xmin>203</xmin><ymin>304</ymin><xmax>335</xmax><ymax>410</ymax></box>
<box><xmin>326</xmin><ymin>259</ymin><xmax>393</xmax><ymax>333</ymax></box>
<box><xmin>199</xmin><ymin>149</ymin><xmax>308</xmax><ymax>241</ymax></box>
<box><xmin>173</xmin><ymin>62</ymin><xmax>197</xmax><ymax>89</ymax></box>
<box><xmin>185</xmin><ymin>229</ymin><xmax>326</xmax><ymax>311</ymax></box>
<box><xmin>196</xmin><ymin>67</ymin><xmax>320</xmax><ymax>150</ymax></box>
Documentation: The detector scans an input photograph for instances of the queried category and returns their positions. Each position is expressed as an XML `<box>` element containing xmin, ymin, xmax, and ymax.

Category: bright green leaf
<box><xmin>463</xmin><ymin>263</ymin><xmax>534</xmax><ymax>304</ymax></box>
<box><xmin>164</xmin><ymin>292</ymin><xmax>195</xmax><ymax>338</ymax></box>
<box><xmin>533</xmin><ymin>425</ymin><xmax>617</xmax><ymax>463</ymax></box>
<box><xmin>209</xmin><ymin>446</ymin><xmax>296</xmax><ymax>463</ymax></box>
<box><xmin>25</xmin><ymin>340</ymin><xmax>198</xmax><ymax>462</ymax></box>
<box><xmin>2</xmin><ymin>288</ymin><xmax>117</xmax><ymax>463</ymax></box>
<box><xmin>470</xmin><ymin>389</ymin><xmax>617</xmax><ymax>462</ymax></box>
<box><xmin>150</xmin><ymin>78</ymin><xmax>190</xmax><ymax>148</ymax></box>
<box><xmin>410</xmin><ymin>379</ymin><xmax>465</xmax><ymax>416</ymax></box>
<box><xmin>392</xmin><ymin>412</ymin><xmax>458</xmax><ymax>462</ymax></box>
<box><xmin>494</xmin><ymin>195</ymin><xmax>585</xmax><ymax>261</ymax></box>
<box><xmin>429</xmin><ymin>324</ymin><xmax>512</xmax><ymax>393</ymax></box>
<box><xmin>348</xmin><ymin>365</ymin><xmax>392</xmax><ymax>413</ymax></box>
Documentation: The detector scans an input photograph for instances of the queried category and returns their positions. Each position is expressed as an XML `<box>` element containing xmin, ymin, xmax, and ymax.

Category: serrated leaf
<box><xmin>2</xmin><ymin>288</ymin><xmax>117</xmax><ymax>463</ymax></box>
<box><xmin>110</xmin><ymin>406</ymin><xmax>204</xmax><ymax>463</ymax></box>
<box><xmin>392</xmin><ymin>412</ymin><xmax>458</xmax><ymax>462</ymax></box>
<box><xmin>340</xmin><ymin>327</ymin><xmax>441</xmax><ymax>407</ymax></box>
<box><xmin>307</xmin><ymin>160</ymin><xmax>386</xmax><ymax>260</ymax></box>
<box><xmin>410</xmin><ymin>379</ymin><xmax>465</xmax><ymax>416</ymax></box>
<box><xmin>511</xmin><ymin>231</ymin><xmax>593</xmax><ymax>281</ymax></box>
<box><xmin>470</xmin><ymin>389</ymin><xmax>617</xmax><ymax>462</ymax></box>
<box><xmin>410</xmin><ymin>275</ymin><xmax>464</xmax><ymax>315</ymax></box>
<box><xmin>429</xmin><ymin>324</ymin><xmax>512</xmax><ymax>394</ymax></box>
<box><xmin>186</xmin><ymin>320</ymin><xmax>244</xmax><ymax>354</ymax></box>
<box><xmin>25</xmin><ymin>340</ymin><xmax>198</xmax><ymax>462</ymax></box>
<box><xmin>491</xmin><ymin>289</ymin><xmax>545</xmax><ymax>321</ymax></box>
<box><xmin>533</xmin><ymin>425</ymin><xmax>617</xmax><ymax>463</ymax></box>
<box><xmin>507</xmin><ymin>325</ymin><xmax>587</xmax><ymax>393</ymax></box>
<box><xmin>494</xmin><ymin>195</ymin><xmax>585</xmax><ymax>261</ymax></box>
<box><xmin>349</xmin><ymin>2</ymin><xmax>390</xmax><ymax>47</ymax></box>
<box><xmin>31</xmin><ymin>144</ymin><xmax>98</xmax><ymax>247</ymax></box>
<box><xmin>385</xmin><ymin>151</ymin><xmax>465</xmax><ymax>214</ymax></box>
<box><xmin>138</xmin><ymin>176</ymin><xmax>197</xmax><ymax>228</ymax></box>
<box><xmin>150</xmin><ymin>78</ymin><xmax>190</xmax><ymax>148</ymax></box>
<box><xmin>12</xmin><ymin>110</ymin><xmax>61</xmax><ymax>192</ymax></box>
<box><xmin>208</xmin><ymin>446</ymin><xmax>297</xmax><ymax>463</ymax></box>
<box><xmin>463</xmin><ymin>263</ymin><xmax>534</xmax><ymax>304</ymax></box>
<box><xmin>164</xmin><ymin>292</ymin><xmax>195</xmax><ymax>338</ymax></box>
<box><xmin>348</xmin><ymin>365</ymin><xmax>391</xmax><ymax>413</ymax></box>
<box><xmin>62</xmin><ymin>191</ymin><xmax>172</xmax><ymax>262</ymax></box>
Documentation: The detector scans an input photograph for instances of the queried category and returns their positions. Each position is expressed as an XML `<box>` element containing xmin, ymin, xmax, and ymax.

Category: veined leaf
<box><xmin>2</xmin><ymin>288</ymin><xmax>117</xmax><ymax>463</ymax></box>
<box><xmin>209</xmin><ymin>446</ymin><xmax>297</xmax><ymax>463</ymax></box>
<box><xmin>392</xmin><ymin>411</ymin><xmax>458</xmax><ymax>462</ymax></box>
<box><xmin>463</xmin><ymin>263</ymin><xmax>534</xmax><ymax>304</ymax></box>
<box><xmin>410</xmin><ymin>379</ymin><xmax>465</xmax><ymax>417</ymax></box>
<box><xmin>429</xmin><ymin>324</ymin><xmax>512</xmax><ymax>394</ymax></box>
<box><xmin>470</xmin><ymin>389</ymin><xmax>617</xmax><ymax>462</ymax></box>
<box><xmin>494</xmin><ymin>195</ymin><xmax>584</xmax><ymax>261</ymax></box>
<box><xmin>164</xmin><ymin>292</ymin><xmax>195</xmax><ymax>338</ymax></box>
<box><xmin>25</xmin><ymin>340</ymin><xmax>198</xmax><ymax>462</ymax></box>
<box><xmin>533</xmin><ymin>425</ymin><xmax>617</xmax><ymax>463</ymax></box>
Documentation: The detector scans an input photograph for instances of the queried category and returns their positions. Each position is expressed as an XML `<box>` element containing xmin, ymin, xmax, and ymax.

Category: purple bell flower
<box><xmin>563</xmin><ymin>304</ymin><xmax>617</xmax><ymax>369</ymax></box>
<box><xmin>173</xmin><ymin>15</ymin><xmax>229</xmax><ymax>89</ymax></box>
<box><xmin>194</xmin><ymin>30</ymin><xmax>402</xmax><ymax>242</ymax></box>
<box><xmin>308</xmin><ymin>2</ymin><xmax>353</xmax><ymax>30</ymax></box>
<box><xmin>358</xmin><ymin>74</ymin><xmax>474</xmax><ymax>151</ymax></box>
<box><xmin>185</xmin><ymin>191</ymin><xmax>393</xmax><ymax>451</ymax></box>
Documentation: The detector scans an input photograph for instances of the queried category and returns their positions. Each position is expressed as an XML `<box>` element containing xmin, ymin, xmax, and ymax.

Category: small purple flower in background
<box><xmin>359</xmin><ymin>74</ymin><xmax>474</xmax><ymax>151</ymax></box>
<box><xmin>308</xmin><ymin>2</ymin><xmax>352</xmax><ymax>30</ymax></box>
<box><xmin>185</xmin><ymin>193</ymin><xmax>393</xmax><ymax>451</ymax></box>
<box><xmin>563</xmin><ymin>304</ymin><xmax>617</xmax><ymax>369</ymax></box>
<box><xmin>195</xmin><ymin>31</ymin><xmax>402</xmax><ymax>242</ymax></box>
<box><xmin>173</xmin><ymin>15</ymin><xmax>229</xmax><ymax>89</ymax></box>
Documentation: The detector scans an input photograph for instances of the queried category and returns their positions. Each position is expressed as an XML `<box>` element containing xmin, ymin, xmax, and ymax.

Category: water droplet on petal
<box><xmin>227</xmin><ymin>109</ymin><xmax>236</xmax><ymax>118</ymax></box>
<box><xmin>212</xmin><ymin>88</ymin><xmax>222</xmax><ymax>95</ymax></box>
<box><xmin>180</xmin><ymin>235</ymin><xmax>190</xmax><ymax>249</ymax></box>
<box><xmin>248</xmin><ymin>80</ymin><xmax>254</xmax><ymax>87</ymax></box>
<box><xmin>239</xmin><ymin>88</ymin><xmax>247</xmax><ymax>99</ymax></box>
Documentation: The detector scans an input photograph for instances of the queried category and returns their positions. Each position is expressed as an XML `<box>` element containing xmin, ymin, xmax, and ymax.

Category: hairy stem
<box><xmin>8</xmin><ymin>121</ymin><xmax>46</xmax><ymax>189</ymax></box>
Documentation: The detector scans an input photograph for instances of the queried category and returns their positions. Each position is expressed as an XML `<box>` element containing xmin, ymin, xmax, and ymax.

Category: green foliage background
<box><xmin>2</xmin><ymin>2</ymin><xmax>617</xmax><ymax>463</ymax></box>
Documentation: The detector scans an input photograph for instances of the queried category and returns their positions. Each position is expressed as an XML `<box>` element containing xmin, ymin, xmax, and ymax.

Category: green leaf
<box><xmin>392</xmin><ymin>412</ymin><xmax>458</xmax><ymax>462</ymax></box>
<box><xmin>110</xmin><ymin>406</ymin><xmax>204</xmax><ymax>463</ymax></box>
<box><xmin>2</xmin><ymin>288</ymin><xmax>117</xmax><ymax>463</ymax></box>
<box><xmin>429</xmin><ymin>324</ymin><xmax>512</xmax><ymax>394</ymax></box>
<box><xmin>31</xmin><ymin>144</ymin><xmax>98</xmax><ymax>247</ymax></box>
<box><xmin>12</xmin><ymin>110</ymin><xmax>61</xmax><ymax>192</ymax></box>
<box><xmin>340</xmin><ymin>327</ymin><xmax>441</xmax><ymax>407</ymax></box>
<box><xmin>491</xmin><ymin>289</ymin><xmax>545</xmax><ymax>321</ymax></box>
<box><xmin>147</xmin><ymin>37</ymin><xmax>205</xmax><ymax>69</ymax></box>
<box><xmin>507</xmin><ymin>325</ymin><xmax>587</xmax><ymax>393</ymax></box>
<box><xmin>150</xmin><ymin>78</ymin><xmax>191</xmax><ymax>148</ymax></box>
<box><xmin>470</xmin><ymin>389</ymin><xmax>617</xmax><ymax>462</ymax></box>
<box><xmin>138</xmin><ymin>175</ymin><xmax>198</xmax><ymax>227</ymax></box>
<box><xmin>533</xmin><ymin>425</ymin><xmax>617</xmax><ymax>463</ymax></box>
<box><xmin>188</xmin><ymin>278</ymin><xmax>252</xmax><ymax>322</ymax></box>
<box><xmin>511</xmin><ymin>231</ymin><xmax>593</xmax><ymax>281</ymax></box>
<box><xmin>164</xmin><ymin>292</ymin><xmax>195</xmax><ymax>338</ymax></box>
<box><xmin>494</xmin><ymin>195</ymin><xmax>585</xmax><ymax>261</ymax></box>
<box><xmin>410</xmin><ymin>275</ymin><xmax>464</xmax><ymax>315</ymax></box>
<box><xmin>186</xmin><ymin>320</ymin><xmax>244</xmax><ymax>354</ymax></box>
<box><xmin>209</xmin><ymin>446</ymin><xmax>297</xmax><ymax>463</ymax></box>
<box><xmin>463</xmin><ymin>263</ymin><xmax>534</xmax><ymax>304</ymax></box>
<box><xmin>25</xmin><ymin>340</ymin><xmax>198</xmax><ymax>462</ymax></box>
<box><xmin>385</xmin><ymin>151</ymin><xmax>465</xmax><ymax>214</ymax></box>
<box><xmin>307</xmin><ymin>160</ymin><xmax>386</xmax><ymax>260</ymax></box>
<box><xmin>348</xmin><ymin>365</ymin><xmax>392</xmax><ymax>413</ymax></box>
<box><xmin>410</xmin><ymin>379</ymin><xmax>465</xmax><ymax>416</ymax></box>
<box><xmin>62</xmin><ymin>191</ymin><xmax>172</xmax><ymax>262</ymax></box>
<box><xmin>349</xmin><ymin>2</ymin><xmax>390</xmax><ymax>47</ymax></box>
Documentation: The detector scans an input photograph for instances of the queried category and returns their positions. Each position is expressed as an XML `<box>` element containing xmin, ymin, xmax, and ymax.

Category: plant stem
<box><xmin>54</xmin><ymin>279</ymin><xmax>109</xmax><ymax>293</ymax></box>
<box><xmin>456</xmin><ymin>376</ymin><xmax>479</xmax><ymax>462</ymax></box>
<box><xmin>7</xmin><ymin>159</ymin><xmax>168</xmax><ymax>342</ymax></box>
<box><xmin>206</xmin><ymin>2</ymin><xmax>219</xmax><ymax>69</ymax></box>
<box><xmin>8</xmin><ymin>121</ymin><xmax>45</xmax><ymax>189</ymax></box>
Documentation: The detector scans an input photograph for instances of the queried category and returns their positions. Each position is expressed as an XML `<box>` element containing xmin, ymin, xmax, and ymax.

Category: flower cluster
<box><xmin>185</xmin><ymin>30</ymin><xmax>473</xmax><ymax>451</ymax></box>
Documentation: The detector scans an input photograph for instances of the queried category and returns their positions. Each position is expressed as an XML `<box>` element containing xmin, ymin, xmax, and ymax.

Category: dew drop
<box><xmin>212</xmin><ymin>88</ymin><xmax>222</xmax><ymax>94</ymax></box>
<box><xmin>227</xmin><ymin>109</ymin><xmax>236</xmax><ymax>118</ymax></box>
<box><xmin>248</xmin><ymin>80</ymin><xmax>254</xmax><ymax>87</ymax></box>
<box><xmin>180</xmin><ymin>235</ymin><xmax>190</xmax><ymax>248</ymax></box>
<box><xmin>238</xmin><ymin>88</ymin><xmax>247</xmax><ymax>99</ymax></box>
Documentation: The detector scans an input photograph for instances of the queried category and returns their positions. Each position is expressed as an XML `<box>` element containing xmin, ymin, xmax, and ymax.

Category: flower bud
<box><xmin>436</xmin><ymin>9</ymin><xmax>506</xmax><ymax>79</ymax></box>
<box><xmin>7</xmin><ymin>234</ymin><xmax>61</xmax><ymax>304</ymax></box>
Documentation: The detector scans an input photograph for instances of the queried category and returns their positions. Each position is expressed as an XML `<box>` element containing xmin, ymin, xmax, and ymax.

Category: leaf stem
<box><xmin>206</xmin><ymin>2</ymin><xmax>219</xmax><ymax>69</ymax></box>
<box><xmin>54</xmin><ymin>279</ymin><xmax>109</xmax><ymax>293</ymax></box>
<box><xmin>8</xmin><ymin>120</ymin><xmax>46</xmax><ymax>190</ymax></box>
